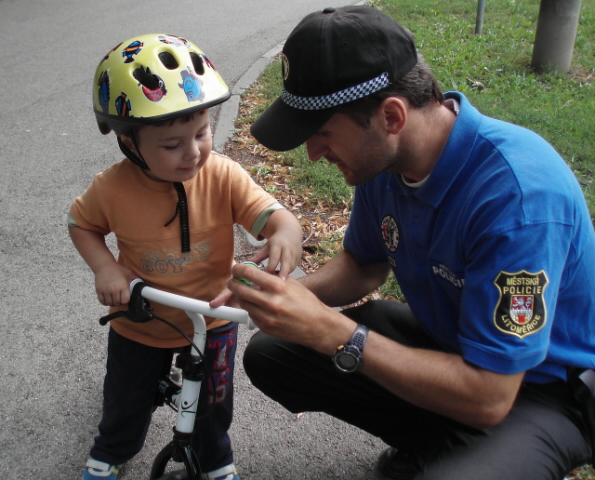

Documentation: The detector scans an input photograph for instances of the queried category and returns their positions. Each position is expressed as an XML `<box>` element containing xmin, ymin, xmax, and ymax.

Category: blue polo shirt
<box><xmin>344</xmin><ymin>92</ymin><xmax>595</xmax><ymax>383</ymax></box>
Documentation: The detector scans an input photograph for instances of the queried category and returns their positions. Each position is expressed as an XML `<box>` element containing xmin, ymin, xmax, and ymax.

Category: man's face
<box><xmin>305</xmin><ymin>112</ymin><xmax>400</xmax><ymax>186</ymax></box>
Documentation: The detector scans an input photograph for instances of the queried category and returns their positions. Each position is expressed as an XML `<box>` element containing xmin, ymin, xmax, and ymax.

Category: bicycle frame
<box><xmin>125</xmin><ymin>279</ymin><xmax>256</xmax><ymax>480</ymax></box>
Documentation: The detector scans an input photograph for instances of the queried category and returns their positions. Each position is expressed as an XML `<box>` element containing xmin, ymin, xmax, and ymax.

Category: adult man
<box><xmin>226</xmin><ymin>6</ymin><xmax>595</xmax><ymax>479</ymax></box>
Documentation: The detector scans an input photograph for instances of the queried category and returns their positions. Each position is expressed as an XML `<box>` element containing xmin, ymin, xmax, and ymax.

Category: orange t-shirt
<box><xmin>70</xmin><ymin>152</ymin><xmax>278</xmax><ymax>347</ymax></box>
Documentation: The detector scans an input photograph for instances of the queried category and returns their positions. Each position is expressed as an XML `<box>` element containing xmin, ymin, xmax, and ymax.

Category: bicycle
<box><xmin>99</xmin><ymin>278</ymin><xmax>256</xmax><ymax>480</ymax></box>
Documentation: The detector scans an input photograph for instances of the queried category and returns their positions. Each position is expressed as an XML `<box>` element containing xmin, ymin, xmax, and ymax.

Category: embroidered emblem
<box><xmin>381</xmin><ymin>215</ymin><xmax>399</xmax><ymax>253</ymax></box>
<box><xmin>493</xmin><ymin>270</ymin><xmax>549</xmax><ymax>339</ymax></box>
<box><xmin>281</xmin><ymin>53</ymin><xmax>290</xmax><ymax>81</ymax></box>
<box><xmin>432</xmin><ymin>263</ymin><xmax>464</xmax><ymax>288</ymax></box>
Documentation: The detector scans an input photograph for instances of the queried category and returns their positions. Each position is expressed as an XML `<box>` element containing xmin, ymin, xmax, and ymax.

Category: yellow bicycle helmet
<box><xmin>93</xmin><ymin>33</ymin><xmax>231</xmax><ymax>135</ymax></box>
<box><xmin>92</xmin><ymin>34</ymin><xmax>231</xmax><ymax>254</ymax></box>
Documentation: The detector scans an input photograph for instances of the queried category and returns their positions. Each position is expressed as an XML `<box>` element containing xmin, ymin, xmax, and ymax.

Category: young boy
<box><xmin>69</xmin><ymin>33</ymin><xmax>303</xmax><ymax>480</ymax></box>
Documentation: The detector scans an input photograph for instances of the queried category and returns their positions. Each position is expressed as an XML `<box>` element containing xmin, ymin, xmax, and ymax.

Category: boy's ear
<box><xmin>117</xmin><ymin>133</ymin><xmax>137</xmax><ymax>154</ymax></box>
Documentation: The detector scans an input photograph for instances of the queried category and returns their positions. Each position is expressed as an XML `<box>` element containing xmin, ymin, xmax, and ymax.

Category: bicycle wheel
<box><xmin>155</xmin><ymin>470</ymin><xmax>188</xmax><ymax>480</ymax></box>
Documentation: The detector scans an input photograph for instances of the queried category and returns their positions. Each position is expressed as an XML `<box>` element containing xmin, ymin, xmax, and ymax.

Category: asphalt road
<box><xmin>0</xmin><ymin>1</ymin><xmax>386</xmax><ymax>479</ymax></box>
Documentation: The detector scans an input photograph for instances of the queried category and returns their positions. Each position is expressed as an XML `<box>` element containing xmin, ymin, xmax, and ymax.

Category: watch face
<box><xmin>337</xmin><ymin>353</ymin><xmax>358</xmax><ymax>371</ymax></box>
<box><xmin>333</xmin><ymin>344</ymin><xmax>361</xmax><ymax>373</ymax></box>
<box><xmin>333</xmin><ymin>325</ymin><xmax>368</xmax><ymax>373</ymax></box>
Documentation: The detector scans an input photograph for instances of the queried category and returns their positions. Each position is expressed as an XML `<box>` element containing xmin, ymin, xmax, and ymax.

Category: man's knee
<box><xmin>243</xmin><ymin>330</ymin><xmax>276</xmax><ymax>382</ymax></box>
<box><xmin>243</xmin><ymin>331</ymin><xmax>322</xmax><ymax>413</ymax></box>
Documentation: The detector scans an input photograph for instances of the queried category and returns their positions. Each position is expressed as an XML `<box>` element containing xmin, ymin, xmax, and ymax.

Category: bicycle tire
<box><xmin>154</xmin><ymin>470</ymin><xmax>188</xmax><ymax>480</ymax></box>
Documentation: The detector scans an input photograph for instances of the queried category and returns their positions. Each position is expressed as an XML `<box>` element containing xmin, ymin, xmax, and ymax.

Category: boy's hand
<box><xmin>249</xmin><ymin>238</ymin><xmax>300</xmax><ymax>280</ymax></box>
<box><xmin>94</xmin><ymin>264</ymin><xmax>136</xmax><ymax>307</ymax></box>
<box><xmin>254</xmin><ymin>209</ymin><xmax>303</xmax><ymax>280</ymax></box>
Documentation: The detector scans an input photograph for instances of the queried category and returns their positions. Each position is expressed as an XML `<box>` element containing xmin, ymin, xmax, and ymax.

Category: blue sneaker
<box><xmin>203</xmin><ymin>464</ymin><xmax>240</xmax><ymax>480</ymax></box>
<box><xmin>163</xmin><ymin>464</ymin><xmax>240</xmax><ymax>480</ymax></box>
<box><xmin>82</xmin><ymin>458</ymin><xmax>122</xmax><ymax>480</ymax></box>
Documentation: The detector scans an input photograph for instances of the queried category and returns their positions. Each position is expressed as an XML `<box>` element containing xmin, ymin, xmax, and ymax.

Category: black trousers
<box><xmin>243</xmin><ymin>300</ymin><xmax>592</xmax><ymax>480</ymax></box>
<box><xmin>90</xmin><ymin>323</ymin><xmax>238</xmax><ymax>472</ymax></box>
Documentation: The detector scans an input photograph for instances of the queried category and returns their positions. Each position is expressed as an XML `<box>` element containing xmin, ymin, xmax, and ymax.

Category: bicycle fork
<box><xmin>149</xmin><ymin>311</ymin><xmax>208</xmax><ymax>480</ymax></box>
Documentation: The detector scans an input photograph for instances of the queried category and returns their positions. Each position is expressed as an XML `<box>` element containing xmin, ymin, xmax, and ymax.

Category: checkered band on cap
<box><xmin>281</xmin><ymin>72</ymin><xmax>390</xmax><ymax>111</ymax></box>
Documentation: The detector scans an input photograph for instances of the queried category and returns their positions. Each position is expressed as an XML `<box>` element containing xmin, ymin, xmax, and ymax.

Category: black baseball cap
<box><xmin>250</xmin><ymin>5</ymin><xmax>417</xmax><ymax>152</ymax></box>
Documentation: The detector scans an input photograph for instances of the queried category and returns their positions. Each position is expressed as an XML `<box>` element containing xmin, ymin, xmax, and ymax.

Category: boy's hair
<box><xmin>129</xmin><ymin>111</ymin><xmax>207</xmax><ymax>140</ymax></box>
<box><xmin>153</xmin><ymin>110</ymin><xmax>206</xmax><ymax>128</ymax></box>
<box><xmin>336</xmin><ymin>55</ymin><xmax>444</xmax><ymax>129</ymax></box>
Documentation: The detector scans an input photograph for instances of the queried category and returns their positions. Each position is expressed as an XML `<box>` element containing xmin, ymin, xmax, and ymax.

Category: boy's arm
<box><xmin>210</xmin><ymin>208</ymin><xmax>302</xmax><ymax>309</ymax></box>
<box><xmin>252</xmin><ymin>208</ymin><xmax>303</xmax><ymax>280</ymax></box>
<box><xmin>69</xmin><ymin>226</ymin><xmax>136</xmax><ymax>306</ymax></box>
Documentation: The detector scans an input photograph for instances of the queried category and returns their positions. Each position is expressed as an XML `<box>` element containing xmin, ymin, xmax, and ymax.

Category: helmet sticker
<box><xmin>201</xmin><ymin>54</ymin><xmax>217</xmax><ymax>72</ymax></box>
<box><xmin>134</xmin><ymin>66</ymin><xmax>167</xmax><ymax>102</ymax></box>
<box><xmin>122</xmin><ymin>40</ymin><xmax>144</xmax><ymax>63</ymax></box>
<box><xmin>115</xmin><ymin>92</ymin><xmax>132</xmax><ymax>117</ymax></box>
<box><xmin>101</xmin><ymin>42</ymin><xmax>122</xmax><ymax>63</ymax></box>
<box><xmin>178</xmin><ymin>68</ymin><xmax>204</xmax><ymax>102</ymax></box>
<box><xmin>158</xmin><ymin>34</ymin><xmax>190</xmax><ymax>48</ymax></box>
<box><xmin>493</xmin><ymin>270</ymin><xmax>549</xmax><ymax>339</ymax></box>
<box><xmin>142</xmin><ymin>75</ymin><xmax>167</xmax><ymax>102</ymax></box>
<box><xmin>97</xmin><ymin>71</ymin><xmax>110</xmax><ymax>113</ymax></box>
<box><xmin>381</xmin><ymin>214</ymin><xmax>400</xmax><ymax>252</ymax></box>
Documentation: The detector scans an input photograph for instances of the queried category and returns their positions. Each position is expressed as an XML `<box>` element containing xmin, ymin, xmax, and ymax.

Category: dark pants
<box><xmin>90</xmin><ymin>323</ymin><xmax>238</xmax><ymax>472</ymax></box>
<box><xmin>243</xmin><ymin>300</ymin><xmax>592</xmax><ymax>480</ymax></box>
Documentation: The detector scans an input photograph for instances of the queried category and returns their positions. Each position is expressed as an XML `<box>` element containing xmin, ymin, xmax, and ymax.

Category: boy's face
<box><xmin>124</xmin><ymin>110</ymin><xmax>212</xmax><ymax>183</ymax></box>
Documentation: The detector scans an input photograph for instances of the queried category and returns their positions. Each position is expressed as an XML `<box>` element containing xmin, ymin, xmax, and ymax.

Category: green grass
<box><xmin>372</xmin><ymin>0</ymin><xmax>595</xmax><ymax>214</ymax></box>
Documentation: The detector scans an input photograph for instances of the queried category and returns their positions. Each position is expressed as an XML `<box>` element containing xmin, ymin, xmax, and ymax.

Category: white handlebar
<box><xmin>130</xmin><ymin>279</ymin><xmax>256</xmax><ymax>330</ymax></box>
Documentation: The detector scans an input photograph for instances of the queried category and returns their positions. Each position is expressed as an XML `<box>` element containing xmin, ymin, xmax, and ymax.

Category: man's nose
<box><xmin>305</xmin><ymin>138</ymin><xmax>328</xmax><ymax>162</ymax></box>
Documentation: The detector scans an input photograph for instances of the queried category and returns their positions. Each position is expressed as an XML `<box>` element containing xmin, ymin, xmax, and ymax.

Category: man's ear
<box><xmin>380</xmin><ymin>97</ymin><xmax>407</xmax><ymax>136</ymax></box>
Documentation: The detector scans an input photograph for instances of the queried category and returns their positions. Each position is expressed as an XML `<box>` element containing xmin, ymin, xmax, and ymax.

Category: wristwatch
<box><xmin>332</xmin><ymin>324</ymin><xmax>369</xmax><ymax>373</ymax></box>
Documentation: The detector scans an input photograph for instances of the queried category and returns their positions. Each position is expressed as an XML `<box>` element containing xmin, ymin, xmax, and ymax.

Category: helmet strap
<box><xmin>166</xmin><ymin>182</ymin><xmax>191</xmax><ymax>253</ymax></box>
<box><xmin>117</xmin><ymin>132</ymin><xmax>149</xmax><ymax>171</ymax></box>
<box><xmin>118</xmin><ymin>131</ymin><xmax>191</xmax><ymax>253</ymax></box>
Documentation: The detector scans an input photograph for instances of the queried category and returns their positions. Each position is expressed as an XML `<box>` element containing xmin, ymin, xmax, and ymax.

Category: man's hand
<box><xmin>227</xmin><ymin>263</ymin><xmax>356</xmax><ymax>355</ymax></box>
<box><xmin>230</xmin><ymin>261</ymin><xmax>524</xmax><ymax>429</ymax></box>
<box><xmin>209</xmin><ymin>287</ymin><xmax>240</xmax><ymax>309</ymax></box>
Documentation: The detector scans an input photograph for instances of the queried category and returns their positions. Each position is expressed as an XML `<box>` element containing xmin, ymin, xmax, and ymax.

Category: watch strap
<box><xmin>333</xmin><ymin>324</ymin><xmax>369</xmax><ymax>373</ymax></box>
<box><xmin>349</xmin><ymin>324</ymin><xmax>369</xmax><ymax>350</ymax></box>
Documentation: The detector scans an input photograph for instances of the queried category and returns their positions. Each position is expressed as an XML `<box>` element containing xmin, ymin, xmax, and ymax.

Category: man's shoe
<box><xmin>374</xmin><ymin>447</ymin><xmax>424</xmax><ymax>480</ymax></box>
<box><xmin>82</xmin><ymin>458</ymin><xmax>122</xmax><ymax>480</ymax></box>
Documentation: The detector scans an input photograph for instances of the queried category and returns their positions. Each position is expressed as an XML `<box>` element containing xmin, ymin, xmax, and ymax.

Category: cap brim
<box><xmin>250</xmin><ymin>96</ymin><xmax>336</xmax><ymax>152</ymax></box>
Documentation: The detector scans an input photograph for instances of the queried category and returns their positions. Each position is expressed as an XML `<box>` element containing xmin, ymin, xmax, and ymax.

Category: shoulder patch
<box><xmin>493</xmin><ymin>270</ymin><xmax>549</xmax><ymax>339</ymax></box>
<box><xmin>381</xmin><ymin>214</ymin><xmax>399</xmax><ymax>252</ymax></box>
